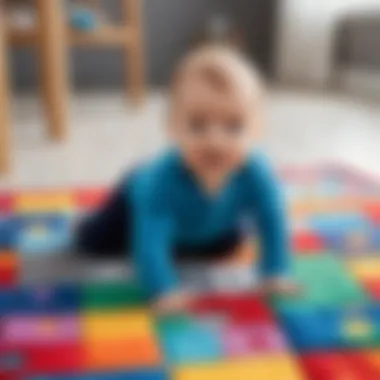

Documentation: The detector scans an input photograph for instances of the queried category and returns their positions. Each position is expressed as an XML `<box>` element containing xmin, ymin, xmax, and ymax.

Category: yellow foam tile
<box><xmin>346</xmin><ymin>258</ymin><xmax>380</xmax><ymax>280</ymax></box>
<box><xmin>15</xmin><ymin>191</ymin><xmax>74</xmax><ymax>213</ymax></box>
<box><xmin>173</xmin><ymin>355</ymin><xmax>305</xmax><ymax>380</ymax></box>
<box><xmin>82</xmin><ymin>310</ymin><xmax>154</xmax><ymax>342</ymax></box>
<box><xmin>0</xmin><ymin>251</ymin><xmax>18</xmax><ymax>269</ymax></box>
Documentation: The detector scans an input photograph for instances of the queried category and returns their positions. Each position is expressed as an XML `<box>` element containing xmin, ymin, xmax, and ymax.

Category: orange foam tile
<box><xmin>0</xmin><ymin>251</ymin><xmax>18</xmax><ymax>269</ymax></box>
<box><xmin>83</xmin><ymin>338</ymin><xmax>161</xmax><ymax>370</ymax></box>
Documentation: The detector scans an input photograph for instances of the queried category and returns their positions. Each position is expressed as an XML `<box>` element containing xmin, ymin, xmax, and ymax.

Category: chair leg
<box><xmin>122</xmin><ymin>0</ymin><xmax>145</xmax><ymax>105</ymax></box>
<box><xmin>0</xmin><ymin>5</ymin><xmax>11</xmax><ymax>175</ymax></box>
<box><xmin>36</xmin><ymin>0</ymin><xmax>69</xmax><ymax>141</ymax></box>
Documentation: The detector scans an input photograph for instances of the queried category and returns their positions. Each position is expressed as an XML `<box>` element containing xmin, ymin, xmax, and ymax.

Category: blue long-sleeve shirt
<box><xmin>127</xmin><ymin>149</ymin><xmax>289</xmax><ymax>299</ymax></box>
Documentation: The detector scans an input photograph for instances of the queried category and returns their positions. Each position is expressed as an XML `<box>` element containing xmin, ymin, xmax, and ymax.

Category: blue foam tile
<box><xmin>369</xmin><ymin>227</ymin><xmax>380</xmax><ymax>248</ymax></box>
<box><xmin>319</xmin><ymin>230</ymin><xmax>373</xmax><ymax>254</ymax></box>
<box><xmin>338</xmin><ymin>304</ymin><xmax>380</xmax><ymax>347</ymax></box>
<box><xmin>158</xmin><ymin>318</ymin><xmax>223</xmax><ymax>365</ymax></box>
<box><xmin>27</xmin><ymin>369</ymin><xmax>168</xmax><ymax>380</ymax></box>
<box><xmin>15</xmin><ymin>213</ymin><xmax>72</xmax><ymax>257</ymax></box>
<box><xmin>277</xmin><ymin>307</ymin><xmax>341</xmax><ymax>351</ymax></box>
<box><xmin>0</xmin><ymin>283</ymin><xmax>80</xmax><ymax>314</ymax></box>
<box><xmin>0</xmin><ymin>216</ymin><xmax>17</xmax><ymax>249</ymax></box>
<box><xmin>308</xmin><ymin>214</ymin><xmax>368</xmax><ymax>234</ymax></box>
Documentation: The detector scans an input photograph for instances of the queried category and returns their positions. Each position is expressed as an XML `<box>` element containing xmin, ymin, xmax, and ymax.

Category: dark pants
<box><xmin>76</xmin><ymin>183</ymin><xmax>242</xmax><ymax>262</ymax></box>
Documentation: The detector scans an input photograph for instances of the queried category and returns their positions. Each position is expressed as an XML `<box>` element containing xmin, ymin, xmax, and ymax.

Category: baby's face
<box><xmin>170</xmin><ymin>74</ymin><xmax>258</xmax><ymax>177</ymax></box>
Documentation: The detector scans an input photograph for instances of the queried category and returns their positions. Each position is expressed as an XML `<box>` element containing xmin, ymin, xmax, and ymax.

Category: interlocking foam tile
<box><xmin>345</xmin><ymin>351</ymin><xmax>380</xmax><ymax>379</ymax></box>
<box><xmin>222</xmin><ymin>322</ymin><xmax>288</xmax><ymax>357</ymax></box>
<box><xmin>82</xmin><ymin>280</ymin><xmax>147</xmax><ymax>310</ymax></box>
<box><xmin>301</xmin><ymin>351</ymin><xmax>380</xmax><ymax>380</ymax></box>
<box><xmin>26</xmin><ymin>368</ymin><xmax>168</xmax><ymax>380</ymax></box>
<box><xmin>74</xmin><ymin>188</ymin><xmax>108</xmax><ymax>211</ymax></box>
<box><xmin>0</xmin><ymin>251</ymin><xmax>18</xmax><ymax>287</ymax></box>
<box><xmin>273</xmin><ymin>254</ymin><xmax>368</xmax><ymax>310</ymax></box>
<box><xmin>300</xmin><ymin>352</ymin><xmax>361</xmax><ymax>380</ymax></box>
<box><xmin>339</xmin><ymin>305</ymin><xmax>380</xmax><ymax>348</ymax></box>
<box><xmin>0</xmin><ymin>251</ymin><xmax>18</xmax><ymax>268</ymax></box>
<box><xmin>15</xmin><ymin>213</ymin><xmax>72</xmax><ymax>256</ymax></box>
<box><xmin>172</xmin><ymin>355</ymin><xmax>305</xmax><ymax>380</ymax></box>
<box><xmin>308</xmin><ymin>213</ymin><xmax>368</xmax><ymax>233</ymax></box>
<box><xmin>346</xmin><ymin>257</ymin><xmax>380</xmax><ymax>280</ymax></box>
<box><xmin>15</xmin><ymin>191</ymin><xmax>74</xmax><ymax>214</ymax></box>
<box><xmin>363</xmin><ymin>279</ymin><xmax>380</xmax><ymax>301</ymax></box>
<box><xmin>0</xmin><ymin>283</ymin><xmax>80</xmax><ymax>314</ymax></box>
<box><xmin>83</xmin><ymin>337</ymin><xmax>161</xmax><ymax>370</ymax></box>
<box><xmin>157</xmin><ymin>316</ymin><xmax>223</xmax><ymax>365</ymax></box>
<box><xmin>277</xmin><ymin>308</ymin><xmax>341</xmax><ymax>351</ymax></box>
<box><xmin>0</xmin><ymin>216</ymin><xmax>17</xmax><ymax>250</ymax></box>
<box><xmin>81</xmin><ymin>309</ymin><xmax>160</xmax><ymax>370</ymax></box>
<box><xmin>82</xmin><ymin>310</ymin><xmax>154</xmax><ymax>342</ymax></box>
<box><xmin>1</xmin><ymin>315</ymin><xmax>83</xmax><ymax>374</ymax></box>
<box><xmin>278</xmin><ymin>305</ymin><xmax>380</xmax><ymax>351</ymax></box>
<box><xmin>291</xmin><ymin>231</ymin><xmax>325</xmax><ymax>253</ymax></box>
<box><xmin>191</xmin><ymin>293</ymin><xmax>274</xmax><ymax>324</ymax></box>
<box><xmin>0</xmin><ymin>193</ymin><xmax>14</xmax><ymax>213</ymax></box>
<box><xmin>1</xmin><ymin>314</ymin><xmax>80</xmax><ymax>347</ymax></box>
<box><xmin>363</xmin><ymin>200</ymin><xmax>380</xmax><ymax>224</ymax></box>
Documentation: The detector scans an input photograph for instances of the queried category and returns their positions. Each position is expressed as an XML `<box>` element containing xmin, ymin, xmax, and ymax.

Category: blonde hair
<box><xmin>170</xmin><ymin>45</ymin><xmax>264</xmax><ymax>106</ymax></box>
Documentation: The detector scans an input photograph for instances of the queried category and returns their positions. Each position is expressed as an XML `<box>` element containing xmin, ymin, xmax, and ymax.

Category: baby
<box><xmin>76</xmin><ymin>46</ymin><xmax>296</xmax><ymax>314</ymax></box>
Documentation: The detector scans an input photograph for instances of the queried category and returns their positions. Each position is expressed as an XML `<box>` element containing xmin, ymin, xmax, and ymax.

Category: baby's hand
<box><xmin>258</xmin><ymin>277</ymin><xmax>300</xmax><ymax>298</ymax></box>
<box><xmin>152</xmin><ymin>290</ymin><xmax>194</xmax><ymax>315</ymax></box>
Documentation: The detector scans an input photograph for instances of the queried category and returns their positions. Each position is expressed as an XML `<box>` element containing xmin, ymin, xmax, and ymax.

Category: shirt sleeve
<box><xmin>246</xmin><ymin>156</ymin><xmax>290</xmax><ymax>279</ymax></box>
<box><xmin>132</xmin><ymin>192</ymin><xmax>177</xmax><ymax>300</ymax></box>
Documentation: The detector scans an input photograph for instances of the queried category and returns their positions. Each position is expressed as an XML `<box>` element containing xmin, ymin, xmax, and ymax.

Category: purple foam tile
<box><xmin>1</xmin><ymin>315</ymin><xmax>80</xmax><ymax>346</ymax></box>
<box><xmin>222</xmin><ymin>323</ymin><xmax>288</xmax><ymax>358</ymax></box>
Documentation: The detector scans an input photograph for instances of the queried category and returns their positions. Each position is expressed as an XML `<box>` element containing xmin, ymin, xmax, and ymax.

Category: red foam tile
<box><xmin>191</xmin><ymin>293</ymin><xmax>274</xmax><ymax>324</ymax></box>
<box><xmin>23</xmin><ymin>342</ymin><xmax>84</xmax><ymax>375</ymax></box>
<box><xmin>363</xmin><ymin>202</ymin><xmax>380</xmax><ymax>225</ymax></box>
<box><xmin>292</xmin><ymin>231</ymin><xmax>325</xmax><ymax>252</ymax></box>
<box><xmin>363</xmin><ymin>279</ymin><xmax>380</xmax><ymax>301</ymax></box>
<box><xmin>0</xmin><ymin>193</ymin><xmax>14</xmax><ymax>214</ymax></box>
<box><xmin>0</xmin><ymin>267</ymin><xmax>17</xmax><ymax>288</ymax></box>
<box><xmin>300</xmin><ymin>353</ymin><xmax>362</xmax><ymax>380</ymax></box>
<box><xmin>345</xmin><ymin>352</ymin><xmax>380</xmax><ymax>379</ymax></box>
<box><xmin>74</xmin><ymin>188</ymin><xmax>108</xmax><ymax>210</ymax></box>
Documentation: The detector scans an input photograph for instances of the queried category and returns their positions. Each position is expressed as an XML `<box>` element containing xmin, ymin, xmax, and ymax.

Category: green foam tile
<box><xmin>81</xmin><ymin>280</ymin><xmax>147</xmax><ymax>310</ymax></box>
<box><xmin>272</xmin><ymin>253</ymin><xmax>368</xmax><ymax>310</ymax></box>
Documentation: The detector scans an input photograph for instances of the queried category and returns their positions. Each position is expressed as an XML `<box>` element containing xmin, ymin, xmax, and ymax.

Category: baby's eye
<box><xmin>188</xmin><ymin>115</ymin><xmax>208</xmax><ymax>134</ymax></box>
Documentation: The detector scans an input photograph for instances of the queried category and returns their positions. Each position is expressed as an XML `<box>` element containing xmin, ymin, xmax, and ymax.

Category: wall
<box><xmin>11</xmin><ymin>0</ymin><xmax>277</xmax><ymax>90</ymax></box>
<box><xmin>276</xmin><ymin>0</ymin><xmax>380</xmax><ymax>87</ymax></box>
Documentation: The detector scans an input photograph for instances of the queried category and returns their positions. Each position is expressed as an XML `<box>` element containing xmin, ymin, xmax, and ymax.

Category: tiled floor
<box><xmin>1</xmin><ymin>88</ymin><xmax>380</xmax><ymax>189</ymax></box>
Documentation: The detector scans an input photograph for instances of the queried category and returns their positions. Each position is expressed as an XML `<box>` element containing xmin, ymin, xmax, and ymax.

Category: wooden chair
<box><xmin>1</xmin><ymin>0</ymin><xmax>145</xmax><ymax>175</ymax></box>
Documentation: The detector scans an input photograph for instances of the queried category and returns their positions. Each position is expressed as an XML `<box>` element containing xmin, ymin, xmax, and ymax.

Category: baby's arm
<box><xmin>133</xmin><ymin>190</ymin><xmax>192</xmax><ymax>313</ymax></box>
<box><xmin>246</xmin><ymin>156</ymin><xmax>296</xmax><ymax>295</ymax></box>
<box><xmin>133</xmin><ymin>202</ymin><xmax>176</xmax><ymax>299</ymax></box>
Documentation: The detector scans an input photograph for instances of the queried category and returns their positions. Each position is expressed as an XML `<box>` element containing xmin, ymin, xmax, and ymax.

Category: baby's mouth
<box><xmin>201</xmin><ymin>151</ymin><xmax>227</xmax><ymax>168</ymax></box>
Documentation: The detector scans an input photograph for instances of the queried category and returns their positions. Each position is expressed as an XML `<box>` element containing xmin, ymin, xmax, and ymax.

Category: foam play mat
<box><xmin>1</xmin><ymin>164</ymin><xmax>380</xmax><ymax>380</ymax></box>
